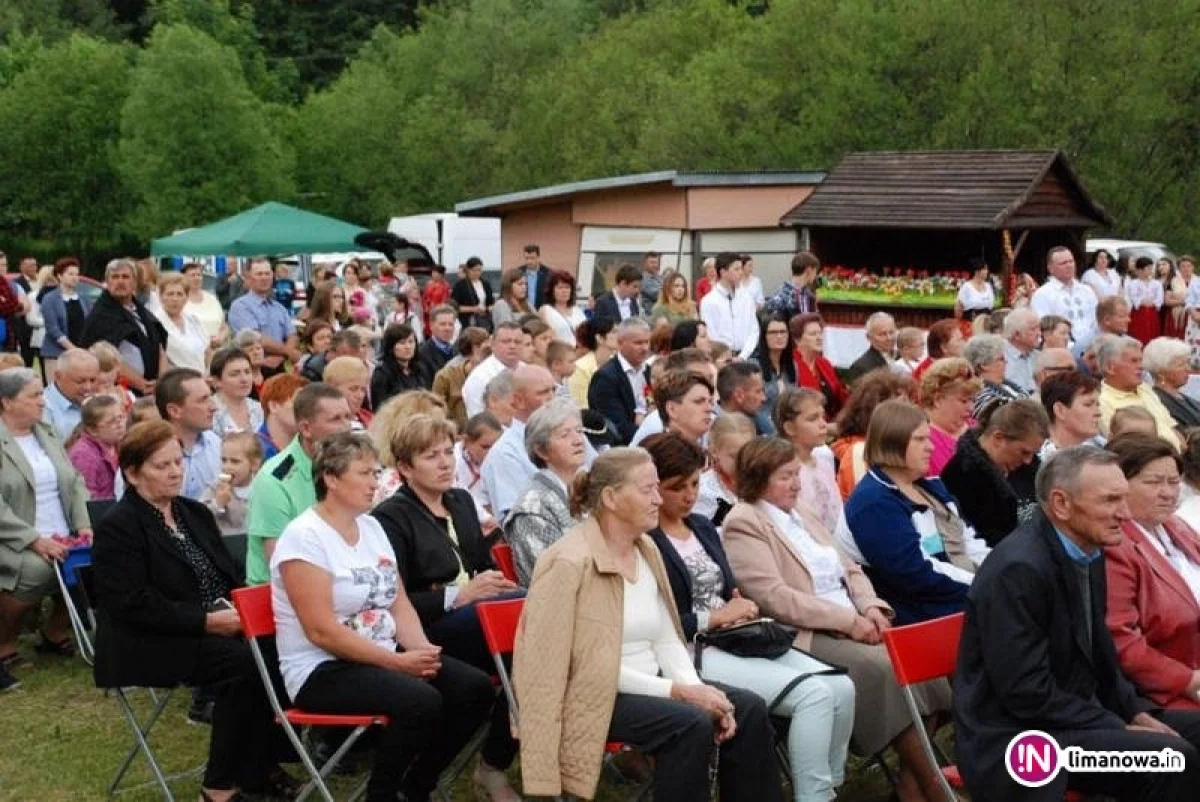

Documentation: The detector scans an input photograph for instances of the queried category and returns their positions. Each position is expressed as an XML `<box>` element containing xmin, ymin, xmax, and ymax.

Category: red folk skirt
<box><xmin>1129</xmin><ymin>305</ymin><xmax>1162</xmax><ymax>345</ymax></box>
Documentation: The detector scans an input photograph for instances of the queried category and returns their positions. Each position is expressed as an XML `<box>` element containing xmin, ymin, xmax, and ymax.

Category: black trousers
<box><xmin>608</xmin><ymin>682</ymin><xmax>785</xmax><ymax>802</ymax></box>
<box><xmin>1061</xmin><ymin>709</ymin><xmax>1200</xmax><ymax>801</ymax></box>
<box><xmin>186</xmin><ymin>635</ymin><xmax>277</xmax><ymax>791</ymax></box>
<box><xmin>294</xmin><ymin>655</ymin><xmax>494</xmax><ymax>801</ymax></box>
<box><xmin>426</xmin><ymin>590</ymin><xmax>524</xmax><ymax>770</ymax></box>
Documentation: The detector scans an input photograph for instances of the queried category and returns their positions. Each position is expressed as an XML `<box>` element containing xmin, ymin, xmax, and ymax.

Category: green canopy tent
<box><xmin>149</xmin><ymin>201</ymin><xmax>371</xmax><ymax>257</ymax></box>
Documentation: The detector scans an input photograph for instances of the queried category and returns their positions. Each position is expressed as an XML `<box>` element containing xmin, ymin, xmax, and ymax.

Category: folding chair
<box><xmin>476</xmin><ymin>598</ymin><xmax>649</xmax><ymax>801</ymax></box>
<box><xmin>232</xmin><ymin>584</ymin><xmax>389</xmax><ymax>802</ymax></box>
<box><xmin>881</xmin><ymin>613</ymin><xmax>1082</xmax><ymax>802</ymax></box>
<box><xmin>490</xmin><ymin>543</ymin><xmax>518</xmax><ymax>584</ymax></box>
<box><xmin>54</xmin><ymin>545</ymin><xmax>96</xmax><ymax>665</ymax></box>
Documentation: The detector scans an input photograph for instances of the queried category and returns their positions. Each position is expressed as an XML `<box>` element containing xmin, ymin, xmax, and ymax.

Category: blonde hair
<box><xmin>656</xmin><ymin>270</ymin><xmax>698</xmax><ymax>318</ymax></box>
<box><xmin>136</xmin><ymin>258</ymin><xmax>160</xmax><ymax>293</ymax></box>
<box><xmin>390</xmin><ymin>414</ymin><xmax>458</xmax><ymax>467</ymax></box>
<box><xmin>708</xmin><ymin>411</ymin><xmax>756</xmax><ymax>452</ymax></box>
<box><xmin>0</xmin><ymin>353</ymin><xmax>23</xmax><ymax>371</ymax></box>
<box><xmin>569</xmin><ymin>447</ymin><xmax>652</xmax><ymax>518</ymax></box>
<box><xmin>88</xmin><ymin>341</ymin><xmax>122</xmax><ymax>372</ymax></box>
<box><xmin>157</xmin><ymin>272</ymin><xmax>187</xmax><ymax>295</ymax></box>
<box><xmin>222</xmin><ymin>430</ymin><xmax>264</xmax><ymax>467</ymax></box>
<box><xmin>369</xmin><ymin>390</ymin><xmax>448</xmax><ymax>467</ymax></box>
<box><xmin>919</xmin><ymin>357</ymin><xmax>981</xmax><ymax>407</ymax></box>
<box><xmin>322</xmin><ymin>355</ymin><xmax>369</xmax><ymax>385</ymax></box>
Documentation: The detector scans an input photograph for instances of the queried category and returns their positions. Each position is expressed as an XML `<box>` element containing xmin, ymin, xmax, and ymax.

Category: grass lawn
<box><xmin>0</xmin><ymin>632</ymin><xmax>902</xmax><ymax>801</ymax></box>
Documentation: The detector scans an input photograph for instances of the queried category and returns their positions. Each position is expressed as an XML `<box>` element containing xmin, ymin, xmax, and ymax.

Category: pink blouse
<box><xmin>799</xmin><ymin>448</ymin><xmax>842</xmax><ymax>534</ymax></box>
<box><xmin>928</xmin><ymin>427</ymin><xmax>959</xmax><ymax>478</ymax></box>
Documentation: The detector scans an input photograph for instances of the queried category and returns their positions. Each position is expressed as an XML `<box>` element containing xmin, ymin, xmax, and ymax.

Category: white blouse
<box><xmin>1082</xmin><ymin>267</ymin><xmax>1123</xmax><ymax>300</ymax></box>
<box><xmin>14</xmin><ymin>434</ymin><xmax>70</xmax><ymax>538</ymax></box>
<box><xmin>540</xmin><ymin>304</ymin><xmax>586</xmax><ymax>346</ymax></box>
<box><xmin>757</xmin><ymin>501</ymin><xmax>853</xmax><ymax>608</ymax></box>
<box><xmin>157</xmin><ymin>310</ymin><xmax>209</xmax><ymax>372</ymax></box>
<box><xmin>1126</xmin><ymin>277</ymin><xmax>1164</xmax><ymax>310</ymax></box>
<box><xmin>956</xmin><ymin>280</ymin><xmax>994</xmax><ymax>311</ymax></box>
<box><xmin>618</xmin><ymin>551</ymin><xmax>701</xmax><ymax>697</ymax></box>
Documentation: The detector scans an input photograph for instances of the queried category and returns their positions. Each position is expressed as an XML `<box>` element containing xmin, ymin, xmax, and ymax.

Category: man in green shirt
<box><xmin>245</xmin><ymin>383</ymin><xmax>353</xmax><ymax>584</ymax></box>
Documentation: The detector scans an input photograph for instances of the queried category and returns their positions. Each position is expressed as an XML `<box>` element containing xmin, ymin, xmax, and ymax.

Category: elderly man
<box><xmin>588</xmin><ymin>317</ymin><xmax>652</xmax><ymax>444</ymax></box>
<box><xmin>1031</xmin><ymin>246</ymin><xmax>1099</xmax><ymax>350</ymax></box>
<box><xmin>954</xmin><ymin>446</ymin><xmax>1200</xmax><ymax>802</ymax></box>
<box><xmin>479</xmin><ymin>365</ymin><xmax>560</xmax><ymax>519</ymax></box>
<box><xmin>845</xmin><ymin>311</ymin><xmax>897</xmax><ymax>383</ymax></box>
<box><xmin>1096</xmin><ymin>335</ymin><xmax>1182</xmax><ymax>448</ymax></box>
<box><xmin>1003</xmin><ymin>308</ymin><xmax>1040</xmax><ymax>394</ymax></box>
<box><xmin>1032</xmin><ymin>347</ymin><xmax>1077</xmax><ymax>392</ymax></box>
<box><xmin>1096</xmin><ymin>294</ymin><xmax>1132</xmax><ymax>338</ymax></box>
<box><xmin>42</xmin><ymin>349</ymin><xmax>99</xmax><ymax>440</ymax></box>
<box><xmin>227</xmin><ymin>257</ymin><xmax>301</xmax><ymax>376</ymax></box>
<box><xmin>463</xmin><ymin>320</ymin><xmax>525</xmax><ymax>417</ymax></box>
<box><xmin>699</xmin><ymin>252</ymin><xmax>759</xmax><ymax>360</ymax></box>
<box><xmin>79</xmin><ymin>259</ymin><xmax>167</xmax><ymax>396</ymax></box>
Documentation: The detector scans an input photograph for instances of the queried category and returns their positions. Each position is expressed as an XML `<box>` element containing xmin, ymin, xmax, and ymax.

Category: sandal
<box><xmin>34</xmin><ymin>634</ymin><xmax>76</xmax><ymax>657</ymax></box>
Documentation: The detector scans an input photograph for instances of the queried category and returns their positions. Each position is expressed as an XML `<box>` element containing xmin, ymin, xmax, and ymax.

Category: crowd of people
<box><xmin>6</xmin><ymin>242</ymin><xmax>1200</xmax><ymax>801</ymax></box>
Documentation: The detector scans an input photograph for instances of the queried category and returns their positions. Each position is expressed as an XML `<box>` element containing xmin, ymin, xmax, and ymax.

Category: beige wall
<box><xmin>498</xmin><ymin>202</ymin><xmax>580</xmax><ymax>274</ymax></box>
<box><xmin>686</xmin><ymin>186</ymin><xmax>814</xmax><ymax>230</ymax></box>
<box><xmin>572</xmin><ymin>184</ymin><xmax>688</xmax><ymax>229</ymax></box>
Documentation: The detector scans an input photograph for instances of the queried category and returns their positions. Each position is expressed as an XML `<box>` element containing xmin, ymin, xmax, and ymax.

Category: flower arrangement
<box><xmin>816</xmin><ymin>265</ymin><xmax>997</xmax><ymax>307</ymax></box>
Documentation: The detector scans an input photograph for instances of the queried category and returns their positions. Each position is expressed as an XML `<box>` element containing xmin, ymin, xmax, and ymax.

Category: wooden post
<box><xmin>1002</xmin><ymin>229</ymin><xmax>1015</xmax><ymax>305</ymax></box>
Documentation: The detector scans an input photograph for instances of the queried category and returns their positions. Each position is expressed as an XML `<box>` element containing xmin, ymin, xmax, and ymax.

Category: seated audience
<box><xmin>210</xmin><ymin>347</ymin><xmax>264</xmax><ymax>438</ymax></box>
<box><xmin>645</xmin><ymin>433</ymin><xmax>855</xmax><ymax>801</ymax></box>
<box><xmin>1038</xmin><ymin>370</ymin><xmax>1103</xmax><ymax>459</ymax></box>
<box><xmin>791</xmin><ymin>313</ymin><xmax>848</xmax><ymax>417</ymax></box>
<box><xmin>256</xmin><ymin>373</ymin><xmax>309</xmax><ymax>461</ymax></box>
<box><xmin>201</xmin><ymin>431</ymin><xmax>263</xmax><ymax>537</ymax></box>
<box><xmin>515</xmin><ymin>447</ymin><xmax>784</xmax><ymax>802</ymax></box>
<box><xmin>840</xmin><ymin>400</ymin><xmax>984</xmax><ymax>625</ymax></box>
<box><xmin>892</xmin><ymin>326</ymin><xmax>925</xmax><ymax>375</ymax></box>
<box><xmin>456</xmin><ymin>412</ymin><xmax>503</xmax><ymax>520</ymax></box>
<box><xmin>723</xmin><ymin>437</ymin><xmax>952</xmax><ymax>802</ymax></box>
<box><xmin>919</xmin><ymin>357</ymin><xmax>980</xmax><ymax>477</ymax></box>
<box><xmin>504</xmin><ymin>399</ymin><xmax>586</xmax><ymax>585</ymax></box>
<box><xmin>588</xmin><ymin>317</ymin><xmax>652</xmax><ymax>444</ymax></box>
<box><xmin>755</xmin><ymin>313</ymin><xmax>797</xmax><ymax>418</ymax></box>
<box><xmin>1145</xmin><ymin>336</ymin><xmax>1200</xmax><ymax>430</ymax></box>
<box><xmin>774</xmin><ymin>387</ymin><xmax>841</xmax><ymax>534</ymax></box>
<box><xmin>1039</xmin><ymin>314</ymin><xmax>1072</xmax><ymax>350</ymax></box>
<box><xmin>323</xmin><ymin>355</ymin><xmax>372</xmax><ymax>429</ymax></box>
<box><xmin>68</xmin><ymin>394</ymin><xmax>127</xmax><ymax>500</ymax></box>
<box><xmin>368</xmin><ymin>389</ymin><xmax>448</xmax><ymax>504</ymax></box>
<box><xmin>296</xmin><ymin>320</ymin><xmax>333</xmax><ymax>377</ymax></box>
<box><xmin>669</xmin><ymin>318</ymin><xmax>712</xmax><ymax>353</ymax></box>
<box><xmin>964</xmin><ymin>333</ymin><xmax>1027</xmax><ymax>418</ymax></box>
<box><xmin>1097</xmin><ymin>334</ymin><xmax>1182</xmax><ymax>448</ymax></box>
<box><xmin>232</xmin><ymin>328</ymin><xmax>267</xmax><ymax>398</ymax></box>
<box><xmin>482</xmin><ymin>371</ymin><xmax>516</xmax><ymax>428</ymax></box>
<box><xmin>1179</xmin><ymin>430</ymin><xmax>1200</xmax><ymax>533</ymax></box>
<box><xmin>717</xmin><ymin>361</ymin><xmax>770</xmax><ymax>434</ymax></box>
<box><xmin>1033</xmin><ymin>346</ymin><xmax>1077</xmax><ymax>388</ymax></box>
<box><xmin>431</xmin><ymin>327</ymin><xmax>490</xmax><ymax>429</ymax></box>
<box><xmin>481</xmin><ymin>365</ymin><xmax>559</xmax><ymax>519</ymax></box>
<box><xmin>630</xmin><ymin>348</ymin><xmax>715</xmax><ymax>445</ymax></box>
<box><xmin>1001</xmin><ymin>308</ymin><xmax>1040</xmax><ymax>395</ymax></box>
<box><xmin>0</xmin><ymin>368</ymin><xmax>92</xmax><ymax>687</ymax></box>
<box><xmin>93</xmin><ymin>420</ymin><xmax>284</xmax><ymax>800</ymax></box>
<box><xmin>544</xmin><ymin>340</ymin><xmax>576</xmax><ymax>400</ymax></box>
<box><xmin>522</xmin><ymin>319</ymin><xmax>554</xmax><ymax>369</ymax></box>
<box><xmin>568</xmin><ymin>317</ymin><xmax>616</xmax><ymax>408</ymax></box>
<box><xmin>911</xmin><ymin>318</ymin><xmax>964</xmax><ymax>382</ymax></box>
<box><xmin>831</xmin><ymin>369</ymin><xmax>915</xmax><ymax>498</ymax></box>
<box><xmin>130</xmin><ymin>395</ymin><xmax>160</xmax><ymax>424</ymax></box>
<box><xmin>1111</xmin><ymin>404</ymin><xmax>1159</xmax><ymax>439</ymax></box>
<box><xmin>300</xmin><ymin>327</ymin><xmax>360</xmax><ymax>384</ymax></box>
<box><xmin>844</xmin><ymin>311</ymin><xmax>897</xmax><ymax>385</ymax></box>
<box><xmin>941</xmin><ymin>398</ymin><xmax>1050</xmax><ymax>547</ymax></box>
<box><xmin>954</xmin><ymin>445</ymin><xmax>1200</xmax><ymax>802</ymax></box>
<box><xmin>694</xmin><ymin>412</ymin><xmax>756</xmax><ymax>527</ymax></box>
<box><xmin>371</xmin><ymin>323</ymin><xmax>425</xmax><ymax>408</ymax></box>
<box><xmin>1105</xmin><ymin>433</ymin><xmax>1200</xmax><ymax>710</ymax></box>
<box><xmin>417</xmin><ymin>305</ymin><xmax>459</xmax><ymax>385</ymax></box>
<box><xmin>654</xmin><ymin>369</ymin><xmax>717</xmax><ymax>446</ymax></box>
<box><xmin>370</xmin><ymin>415</ymin><xmax>522</xmax><ymax>801</ymax></box>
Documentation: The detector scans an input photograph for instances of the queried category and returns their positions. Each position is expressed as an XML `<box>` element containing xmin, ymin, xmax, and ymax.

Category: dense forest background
<box><xmin>1</xmin><ymin>0</ymin><xmax>1199</xmax><ymax>263</ymax></box>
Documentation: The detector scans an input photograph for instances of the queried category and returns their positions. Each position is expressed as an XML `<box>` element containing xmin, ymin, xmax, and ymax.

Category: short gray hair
<box><xmin>525</xmin><ymin>398</ymin><xmax>582</xmax><ymax>468</ymax></box>
<box><xmin>234</xmin><ymin>328</ymin><xmax>264</xmax><ymax>348</ymax></box>
<box><xmin>483</xmin><ymin>370</ymin><xmax>514</xmax><ymax>405</ymax></box>
<box><xmin>57</xmin><ymin>347</ymin><xmax>100</xmax><ymax>374</ymax></box>
<box><xmin>1142</xmin><ymin>336</ymin><xmax>1191</xmax><ymax>377</ymax></box>
<box><xmin>617</xmin><ymin>317</ymin><xmax>651</xmax><ymax>339</ymax></box>
<box><xmin>962</xmin><ymin>334</ymin><xmax>1006</xmax><ymax>371</ymax></box>
<box><xmin>312</xmin><ymin>431</ymin><xmax>379</xmax><ymax>502</ymax></box>
<box><xmin>0</xmin><ymin>367</ymin><xmax>38</xmax><ymax>402</ymax></box>
<box><xmin>105</xmin><ymin>258</ymin><xmax>136</xmax><ymax>280</ymax></box>
<box><xmin>1035</xmin><ymin>444</ymin><xmax>1120</xmax><ymax>506</ymax></box>
<box><xmin>1033</xmin><ymin>347</ymin><xmax>1075</xmax><ymax>376</ymax></box>
<box><xmin>1096</xmin><ymin>335</ymin><xmax>1141</xmax><ymax>375</ymax></box>
<box><xmin>865</xmin><ymin>311</ymin><xmax>895</xmax><ymax>333</ymax></box>
<box><xmin>1002</xmin><ymin>307</ymin><xmax>1038</xmax><ymax>339</ymax></box>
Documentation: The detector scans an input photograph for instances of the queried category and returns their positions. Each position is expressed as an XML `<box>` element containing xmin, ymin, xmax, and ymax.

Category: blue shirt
<box><xmin>257</xmin><ymin>422</ymin><xmax>280</xmax><ymax>461</ymax></box>
<box><xmin>43</xmin><ymin>381</ymin><xmax>82</xmax><ymax>441</ymax></box>
<box><xmin>525</xmin><ymin>268</ymin><xmax>540</xmax><ymax>306</ymax></box>
<box><xmin>182</xmin><ymin>430</ymin><xmax>223</xmax><ymax>501</ymax></box>
<box><xmin>431</xmin><ymin>337</ymin><xmax>454</xmax><ymax>356</ymax></box>
<box><xmin>227</xmin><ymin>292</ymin><xmax>295</xmax><ymax>343</ymax></box>
<box><xmin>1054</xmin><ymin>527</ymin><xmax>1102</xmax><ymax>565</ymax></box>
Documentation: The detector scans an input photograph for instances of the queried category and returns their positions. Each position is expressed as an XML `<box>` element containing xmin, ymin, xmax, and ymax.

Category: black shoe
<box><xmin>0</xmin><ymin>662</ymin><xmax>20</xmax><ymax>692</ymax></box>
<box><xmin>187</xmin><ymin>698</ymin><xmax>215</xmax><ymax>725</ymax></box>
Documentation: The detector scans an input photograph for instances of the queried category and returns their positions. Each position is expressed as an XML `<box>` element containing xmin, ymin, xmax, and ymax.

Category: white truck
<box><xmin>387</xmin><ymin>213</ymin><xmax>502</xmax><ymax>281</ymax></box>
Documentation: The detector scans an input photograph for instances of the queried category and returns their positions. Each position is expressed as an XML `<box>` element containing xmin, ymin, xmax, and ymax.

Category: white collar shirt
<box><xmin>699</xmin><ymin>282</ymin><xmax>760</xmax><ymax>360</ymax></box>
<box><xmin>618</xmin><ymin>353</ymin><xmax>649</xmax><ymax>415</ymax></box>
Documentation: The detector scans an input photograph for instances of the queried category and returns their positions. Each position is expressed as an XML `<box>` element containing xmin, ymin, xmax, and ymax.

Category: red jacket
<box><xmin>422</xmin><ymin>279</ymin><xmax>452</xmax><ymax>336</ymax></box>
<box><xmin>1106</xmin><ymin>516</ymin><xmax>1200</xmax><ymax>709</ymax></box>
<box><xmin>794</xmin><ymin>350</ymin><xmax>849</xmax><ymax>414</ymax></box>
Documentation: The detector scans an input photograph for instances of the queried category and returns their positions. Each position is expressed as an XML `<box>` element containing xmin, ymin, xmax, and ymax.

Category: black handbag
<box><xmin>693</xmin><ymin>617</ymin><xmax>797</xmax><ymax>671</ymax></box>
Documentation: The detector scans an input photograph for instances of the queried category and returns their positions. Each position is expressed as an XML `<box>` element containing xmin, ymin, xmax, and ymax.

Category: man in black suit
<box><xmin>417</xmin><ymin>304</ymin><xmax>458</xmax><ymax>386</ymax></box>
<box><xmin>844</xmin><ymin>310</ymin><xmax>897</xmax><ymax>384</ymax></box>
<box><xmin>587</xmin><ymin>317</ymin><xmax>651</xmax><ymax>444</ymax></box>
<box><xmin>954</xmin><ymin>445</ymin><xmax>1200</xmax><ymax>802</ymax></box>
<box><xmin>592</xmin><ymin>262</ymin><xmax>642</xmax><ymax>327</ymax></box>
<box><xmin>518</xmin><ymin>243</ymin><xmax>554</xmax><ymax>310</ymax></box>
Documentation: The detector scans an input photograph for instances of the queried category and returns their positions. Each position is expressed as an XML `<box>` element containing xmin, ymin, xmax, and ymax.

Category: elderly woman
<box><xmin>273</xmin><ymin>431</ymin><xmax>494</xmax><ymax>801</ymax></box>
<box><xmin>516</xmin><ymin>447</ymin><xmax>783</xmax><ymax>802</ymax></box>
<box><xmin>504</xmin><ymin>398</ymin><xmax>586</xmax><ymax>585</ymax></box>
<box><xmin>155</xmin><ymin>272</ymin><xmax>209</xmax><ymax>372</ymax></box>
<box><xmin>964</xmin><ymin>333</ymin><xmax>1027</xmax><ymax>418</ymax></box>
<box><xmin>1105</xmin><ymin>433</ymin><xmax>1200</xmax><ymax>710</ymax></box>
<box><xmin>840</xmin><ymin>399</ymin><xmax>986</xmax><ymax>625</ymax></box>
<box><xmin>722</xmin><ymin>437</ymin><xmax>952</xmax><ymax>802</ymax></box>
<box><xmin>646</xmin><ymin>433</ymin><xmax>855</xmax><ymax>802</ymax></box>
<box><xmin>67</xmin><ymin>394</ymin><xmax>127</xmax><ymax>500</ymax></box>
<box><xmin>210</xmin><ymin>347</ymin><xmax>264</xmax><ymax>438</ymax></box>
<box><xmin>0</xmin><ymin>368</ymin><xmax>92</xmax><ymax>688</ymax></box>
<box><xmin>432</xmin><ymin>327</ymin><xmax>490</xmax><ymax>429</ymax></box>
<box><xmin>791</xmin><ymin>313</ymin><xmax>848</xmax><ymax>417</ymax></box>
<box><xmin>93</xmin><ymin>421</ymin><xmax>283</xmax><ymax>800</ymax></box>
<box><xmin>255</xmin><ymin>372</ymin><xmax>309</xmax><ymax>460</ymax></box>
<box><xmin>940</xmin><ymin>398</ymin><xmax>1050</xmax><ymax>547</ymax></box>
<box><xmin>1038</xmin><ymin>369</ymin><xmax>1104</xmax><ymax>460</ymax></box>
<box><xmin>232</xmin><ymin>329</ymin><xmax>267</xmax><ymax>399</ymax></box>
<box><xmin>918</xmin><ymin>356</ymin><xmax>980</xmax><ymax>477</ymax></box>
<box><xmin>370</xmin><ymin>414</ymin><xmax>522</xmax><ymax>802</ymax></box>
<box><xmin>1145</xmin><ymin>336</ymin><xmax>1200</xmax><ymax>430</ymax></box>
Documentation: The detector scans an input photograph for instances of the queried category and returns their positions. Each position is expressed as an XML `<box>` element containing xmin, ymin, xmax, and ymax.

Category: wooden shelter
<box><xmin>779</xmin><ymin>149</ymin><xmax>1114</xmax><ymax>325</ymax></box>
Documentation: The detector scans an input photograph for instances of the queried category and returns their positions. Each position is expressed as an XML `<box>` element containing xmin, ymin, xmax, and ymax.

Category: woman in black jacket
<box><xmin>92</xmin><ymin>421</ymin><xmax>286</xmax><ymax>802</ymax></box>
<box><xmin>369</xmin><ymin>414</ymin><xmax>523</xmax><ymax>802</ymax></box>
<box><xmin>450</xmin><ymin>258</ymin><xmax>495</xmax><ymax>330</ymax></box>
<box><xmin>940</xmin><ymin>398</ymin><xmax>1050</xmax><ymax>547</ymax></box>
<box><xmin>371</xmin><ymin>323</ymin><xmax>427</xmax><ymax>407</ymax></box>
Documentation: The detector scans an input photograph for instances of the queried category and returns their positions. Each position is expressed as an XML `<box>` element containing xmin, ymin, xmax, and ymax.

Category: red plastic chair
<box><xmin>490</xmin><ymin>542</ymin><xmax>518</xmax><ymax>584</ymax></box>
<box><xmin>232</xmin><ymin>585</ymin><xmax>389</xmax><ymax>802</ymax></box>
<box><xmin>882</xmin><ymin>613</ymin><xmax>1081</xmax><ymax>802</ymax></box>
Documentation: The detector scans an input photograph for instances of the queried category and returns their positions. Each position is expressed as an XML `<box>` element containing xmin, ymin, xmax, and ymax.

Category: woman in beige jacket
<box><xmin>723</xmin><ymin>437</ymin><xmax>952</xmax><ymax>802</ymax></box>
<box><xmin>514</xmin><ymin>447</ymin><xmax>783</xmax><ymax>802</ymax></box>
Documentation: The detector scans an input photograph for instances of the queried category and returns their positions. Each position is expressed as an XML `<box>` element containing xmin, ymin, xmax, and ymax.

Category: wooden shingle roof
<box><xmin>779</xmin><ymin>149</ymin><xmax>1113</xmax><ymax>230</ymax></box>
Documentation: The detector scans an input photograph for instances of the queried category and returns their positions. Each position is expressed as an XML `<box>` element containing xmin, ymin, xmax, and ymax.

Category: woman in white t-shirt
<box><xmin>538</xmin><ymin>270</ymin><xmax>586</xmax><ymax>346</ymax></box>
<box><xmin>271</xmin><ymin>432</ymin><xmax>494</xmax><ymax>802</ymax></box>
<box><xmin>954</xmin><ymin>258</ymin><xmax>995</xmax><ymax>322</ymax></box>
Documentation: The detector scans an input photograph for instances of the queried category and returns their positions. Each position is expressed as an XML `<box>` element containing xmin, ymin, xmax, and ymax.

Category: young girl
<box><xmin>130</xmin><ymin>396</ymin><xmax>161</xmax><ymax>424</ymax></box>
<box><xmin>67</xmin><ymin>394</ymin><xmax>127</xmax><ymax>500</ymax></box>
<box><xmin>210</xmin><ymin>347</ymin><xmax>264</xmax><ymax>438</ymax></box>
<box><xmin>694</xmin><ymin>412</ymin><xmax>756</xmax><ymax>527</ymax></box>
<box><xmin>88</xmin><ymin>341</ymin><xmax>135</xmax><ymax>412</ymax></box>
<box><xmin>1126</xmin><ymin>256</ymin><xmax>1164</xmax><ymax>344</ymax></box>
<box><xmin>775</xmin><ymin>387</ymin><xmax>842</xmax><ymax>533</ymax></box>
<box><xmin>202</xmin><ymin>431</ymin><xmax>263</xmax><ymax>536</ymax></box>
<box><xmin>522</xmin><ymin>319</ymin><xmax>554</xmax><ymax>368</ymax></box>
<box><xmin>893</xmin><ymin>327</ymin><xmax>926</xmax><ymax>375</ymax></box>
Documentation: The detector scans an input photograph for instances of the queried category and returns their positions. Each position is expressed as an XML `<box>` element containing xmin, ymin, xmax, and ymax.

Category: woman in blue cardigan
<box><xmin>39</xmin><ymin>258</ymin><xmax>93</xmax><ymax>379</ymax></box>
<box><xmin>838</xmin><ymin>399</ymin><xmax>989</xmax><ymax>625</ymax></box>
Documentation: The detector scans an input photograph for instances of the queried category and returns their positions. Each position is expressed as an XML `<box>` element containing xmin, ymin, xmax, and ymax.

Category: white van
<box><xmin>1086</xmin><ymin>237</ymin><xmax>1176</xmax><ymax>267</ymax></box>
<box><xmin>388</xmin><ymin>213</ymin><xmax>502</xmax><ymax>282</ymax></box>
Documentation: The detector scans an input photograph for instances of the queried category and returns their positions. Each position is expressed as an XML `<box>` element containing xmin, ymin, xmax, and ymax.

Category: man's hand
<box><xmin>1127</xmin><ymin>712</ymin><xmax>1179</xmax><ymax>737</ymax></box>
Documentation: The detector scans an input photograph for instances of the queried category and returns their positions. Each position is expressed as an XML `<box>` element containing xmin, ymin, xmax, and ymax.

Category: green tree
<box><xmin>118</xmin><ymin>23</ymin><xmax>293</xmax><ymax>240</ymax></box>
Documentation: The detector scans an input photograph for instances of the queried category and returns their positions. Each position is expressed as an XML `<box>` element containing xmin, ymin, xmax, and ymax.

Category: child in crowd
<box><xmin>0</xmin><ymin>352</ymin><xmax>23</xmax><ymax>370</ymax></box>
<box><xmin>130</xmin><ymin>396</ymin><xmax>161</xmax><ymax>424</ymax></box>
<box><xmin>694</xmin><ymin>411</ymin><xmax>756</xmax><ymax>528</ymax></box>
<box><xmin>709</xmin><ymin>341</ymin><xmax>734</xmax><ymax>371</ymax></box>
<box><xmin>202</xmin><ymin>431</ymin><xmax>263</xmax><ymax>536</ymax></box>
<box><xmin>545</xmin><ymin>341</ymin><xmax>576</xmax><ymax>402</ymax></box>
<box><xmin>894</xmin><ymin>327</ymin><xmax>926</xmax><ymax>375</ymax></box>
<box><xmin>1109</xmin><ymin>405</ymin><xmax>1157</xmax><ymax>439</ymax></box>
<box><xmin>88</xmin><ymin>341</ymin><xmax>135</xmax><ymax>411</ymax></box>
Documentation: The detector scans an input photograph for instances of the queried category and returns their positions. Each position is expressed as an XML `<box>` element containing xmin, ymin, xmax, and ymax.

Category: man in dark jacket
<box><xmin>79</xmin><ymin>259</ymin><xmax>168</xmax><ymax>396</ymax></box>
<box><xmin>517</xmin><ymin>243</ymin><xmax>554</xmax><ymax>310</ymax></box>
<box><xmin>592</xmin><ymin>263</ymin><xmax>642</xmax><ymax>327</ymax></box>
<box><xmin>844</xmin><ymin>311</ymin><xmax>896</xmax><ymax>384</ymax></box>
<box><xmin>417</xmin><ymin>304</ymin><xmax>458</xmax><ymax>386</ymax></box>
<box><xmin>587</xmin><ymin>317</ymin><xmax>651</xmax><ymax>444</ymax></box>
<box><xmin>954</xmin><ymin>445</ymin><xmax>1200</xmax><ymax>801</ymax></box>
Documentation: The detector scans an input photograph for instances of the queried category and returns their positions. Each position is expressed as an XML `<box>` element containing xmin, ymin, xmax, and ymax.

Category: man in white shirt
<box><xmin>480</xmin><ymin>365</ymin><xmax>558</xmax><ymax>519</ymax></box>
<box><xmin>1002</xmin><ymin>307</ymin><xmax>1040</xmax><ymax>395</ymax></box>
<box><xmin>462</xmin><ymin>321</ymin><xmax>525</xmax><ymax>417</ymax></box>
<box><xmin>699</xmin><ymin>252</ymin><xmax>759</xmax><ymax>360</ymax></box>
<box><xmin>1031</xmin><ymin>246</ymin><xmax>1099</xmax><ymax>351</ymax></box>
<box><xmin>42</xmin><ymin>348</ymin><xmax>99</xmax><ymax>440</ymax></box>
